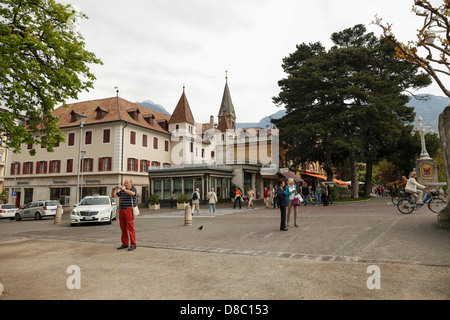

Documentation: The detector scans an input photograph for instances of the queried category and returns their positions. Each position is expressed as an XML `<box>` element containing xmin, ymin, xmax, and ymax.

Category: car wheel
<box><xmin>35</xmin><ymin>212</ymin><xmax>42</xmax><ymax>220</ymax></box>
<box><xmin>107</xmin><ymin>213</ymin><xmax>113</xmax><ymax>224</ymax></box>
<box><xmin>15</xmin><ymin>213</ymin><xmax>21</xmax><ymax>221</ymax></box>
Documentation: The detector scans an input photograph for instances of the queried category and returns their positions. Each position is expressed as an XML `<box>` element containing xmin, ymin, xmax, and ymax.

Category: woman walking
<box><xmin>285</xmin><ymin>178</ymin><xmax>299</xmax><ymax>227</ymax></box>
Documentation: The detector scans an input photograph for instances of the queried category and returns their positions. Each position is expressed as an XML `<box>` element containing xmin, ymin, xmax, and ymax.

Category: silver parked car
<box><xmin>0</xmin><ymin>204</ymin><xmax>18</xmax><ymax>220</ymax></box>
<box><xmin>15</xmin><ymin>200</ymin><xmax>63</xmax><ymax>221</ymax></box>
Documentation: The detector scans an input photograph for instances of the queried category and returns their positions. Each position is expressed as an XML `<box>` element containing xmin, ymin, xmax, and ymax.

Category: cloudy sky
<box><xmin>61</xmin><ymin>0</ymin><xmax>445</xmax><ymax>124</ymax></box>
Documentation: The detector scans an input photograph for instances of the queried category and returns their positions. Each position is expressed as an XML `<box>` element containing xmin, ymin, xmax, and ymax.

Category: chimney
<box><xmin>210</xmin><ymin>115</ymin><xmax>214</xmax><ymax>129</ymax></box>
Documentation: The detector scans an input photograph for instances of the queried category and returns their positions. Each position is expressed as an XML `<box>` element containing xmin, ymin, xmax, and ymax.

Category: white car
<box><xmin>15</xmin><ymin>200</ymin><xmax>62</xmax><ymax>221</ymax></box>
<box><xmin>0</xmin><ymin>204</ymin><xmax>18</xmax><ymax>220</ymax></box>
<box><xmin>70</xmin><ymin>195</ymin><xmax>117</xmax><ymax>226</ymax></box>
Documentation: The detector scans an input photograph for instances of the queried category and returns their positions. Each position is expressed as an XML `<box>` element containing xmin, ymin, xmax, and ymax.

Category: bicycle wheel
<box><xmin>397</xmin><ymin>198</ymin><xmax>415</xmax><ymax>214</ymax></box>
<box><xmin>428</xmin><ymin>198</ymin><xmax>446</xmax><ymax>213</ymax></box>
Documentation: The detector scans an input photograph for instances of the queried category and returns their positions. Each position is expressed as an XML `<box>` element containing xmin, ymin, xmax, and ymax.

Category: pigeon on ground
<box><xmin>198</xmin><ymin>225</ymin><xmax>203</xmax><ymax>230</ymax></box>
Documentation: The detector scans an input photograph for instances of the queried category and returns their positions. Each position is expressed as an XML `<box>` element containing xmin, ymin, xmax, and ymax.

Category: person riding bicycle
<box><xmin>404</xmin><ymin>171</ymin><xmax>427</xmax><ymax>205</ymax></box>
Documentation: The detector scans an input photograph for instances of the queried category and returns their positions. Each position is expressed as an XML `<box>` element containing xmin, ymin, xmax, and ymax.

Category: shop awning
<box><xmin>300</xmin><ymin>171</ymin><xmax>350</xmax><ymax>186</ymax></box>
<box><xmin>281</xmin><ymin>171</ymin><xmax>304</xmax><ymax>183</ymax></box>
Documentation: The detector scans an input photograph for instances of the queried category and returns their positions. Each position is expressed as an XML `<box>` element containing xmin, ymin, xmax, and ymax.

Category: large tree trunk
<box><xmin>364</xmin><ymin>160</ymin><xmax>373</xmax><ymax>198</ymax></box>
<box><xmin>349</xmin><ymin>151</ymin><xmax>359</xmax><ymax>198</ymax></box>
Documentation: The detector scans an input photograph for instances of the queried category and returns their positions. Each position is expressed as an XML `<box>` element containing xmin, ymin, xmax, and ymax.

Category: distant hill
<box><xmin>137</xmin><ymin>94</ymin><xmax>449</xmax><ymax>134</ymax></box>
<box><xmin>135</xmin><ymin>100</ymin><xmax>171</xmax><ymax>116</ymax></box>
<box><xmin>407</xmin><ymin>94</ymin><xmax>449</xmax><ymax>134</ymax></box>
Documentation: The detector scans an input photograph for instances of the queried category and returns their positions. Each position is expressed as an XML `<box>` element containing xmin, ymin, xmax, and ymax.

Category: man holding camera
<box><xmin>111</xmin><ymin>179</ymin><xmax>137</xmax><ymax>251</ymax></box>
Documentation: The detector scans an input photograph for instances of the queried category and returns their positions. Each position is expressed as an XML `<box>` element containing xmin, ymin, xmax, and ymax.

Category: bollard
<box><xmin>184</xmin><ymin>204</ymin><xmax>192</xmax><ymax>226</ymax></box>
<box><xmin>54</xmin><ymin>205</ymin><xmax>62</xmax><ymax>224</ymax></box>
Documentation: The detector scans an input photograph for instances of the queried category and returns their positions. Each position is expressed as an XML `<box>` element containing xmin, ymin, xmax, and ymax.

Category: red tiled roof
<box><xmin>53</xmin><ymin>97</ymin><xmax>170</xmax><ymax>134</ymax></box>
<box><xmin>168</xmin><ymin>91</ymin><xmax>195</xmax><ymax>125</ymax></box>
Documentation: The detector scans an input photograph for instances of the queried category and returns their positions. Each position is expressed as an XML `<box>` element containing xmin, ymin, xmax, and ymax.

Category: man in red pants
<box><xmin>112</xmin><ymin>179</ymin><xmax>137</xmax><ymax>251</ymax></box>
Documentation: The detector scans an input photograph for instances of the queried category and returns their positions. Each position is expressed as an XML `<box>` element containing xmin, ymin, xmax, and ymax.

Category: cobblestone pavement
<box><xmin>0</xmin><ymin>196</ymin><xmax>449</xmax><ymax>300</ymax></box>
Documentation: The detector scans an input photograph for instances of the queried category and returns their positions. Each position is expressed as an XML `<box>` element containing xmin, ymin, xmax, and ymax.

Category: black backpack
<box><xmin>192</xmin><ymin>192</ymin><xmax>198</xmax><ymax>200</ymax></box>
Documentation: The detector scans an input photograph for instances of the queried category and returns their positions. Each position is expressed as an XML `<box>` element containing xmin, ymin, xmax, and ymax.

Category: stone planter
<box><xmin>149</xmin><ymin>204</ymin><xmax>160</xmax><ymax>211</ymax></box>
<box><xmin>177</xmin><ymin>202</ymin><xmax>188</xmax><ymax>210</ymax></box>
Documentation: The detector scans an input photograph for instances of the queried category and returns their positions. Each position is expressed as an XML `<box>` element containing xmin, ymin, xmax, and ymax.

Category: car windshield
<box><xmin>45</xmin><ymin>201</ymin><xmax>59</xmax><ymax>207</ymax></box>
<box><xmin>79</xmin><ymin>198</ymin><xmax>110</xmax><ymax>206</ymax></box>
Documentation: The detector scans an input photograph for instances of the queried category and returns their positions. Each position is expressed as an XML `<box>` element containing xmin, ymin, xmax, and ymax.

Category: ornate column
<box><xmin>437</xmin><ymin>106</ymin><xmax>450</xmax><ymax>227</ymax></box>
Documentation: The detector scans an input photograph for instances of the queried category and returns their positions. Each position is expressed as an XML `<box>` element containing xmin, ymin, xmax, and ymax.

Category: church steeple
<box><xmin>218</xmin><ymin>72</ymin><xmax>236</xmax><ymax>130</ymax></box>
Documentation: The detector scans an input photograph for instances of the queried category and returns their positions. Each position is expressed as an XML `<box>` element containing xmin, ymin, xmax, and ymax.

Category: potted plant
<box><xmin>177</xmin><ymin>194</ymin><xmax>189</xmax><ymax>210</ymax></box>
<box><xmin>148</xmin><ymin>194</ymin><xmax>160</xmax><ymax>210</ymax></box>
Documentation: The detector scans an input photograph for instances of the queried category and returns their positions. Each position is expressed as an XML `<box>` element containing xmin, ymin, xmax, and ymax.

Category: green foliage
<box><xmin>0</xmin><ymin>0</ymin><xmax>102</xmax><ymax>154</ymax></box>
<box><xmin>177</xmin><ymin>194</ymin><xmax>189</xmax><ymax>204</ymax></box>
<box><xmin>273</xmin><ymin>24</ymin><xmax>432</xmax><ymax>194</ymax></box>
<box><xmin>149</xmin><ymin>193</ymin><xmax>160</xmax><ymax>205</ymax></box>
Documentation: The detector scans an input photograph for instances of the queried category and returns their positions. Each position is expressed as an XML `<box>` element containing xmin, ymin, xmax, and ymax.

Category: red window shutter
<box><xmin>98</xmin><ymin>158</ymin><xmax>103</xmax><ymax>172</ymax></box>
<box><xmin>134</xmin><ymin>158</ymin><xmax>138</xmax><ymax>172</ymax></box>
<box><xmin>103</xmin><ymin>129</ymin><xmax>110</xmax><ymax>143</ymax></box>
<box><xmin>49</xmin><ymin>161</ymin><xmax>54</xmax><ymax>174</ymax></box>
<box><xmin>10</xmin><ymin>163</ymin><xmax>14</xmax><ymax>175</ymax></box>
<box><xmin>153</xmin><ymin>137</ymin><xmax>158</xmax><ymax>149</ymax></box>
<box><xmin>89</xmin><ymin>158</ymin><xmax>94</xmax><ymax>172</ymax></box>
<box><xmin>44</xmin><ymin>161</ymin><xmax>47</xmax><ymax>173</ymax></box>
<box><xmin>36</xmin><ymin>162</ymin><xmax>41</xmax><ymax>174</ymax></box>
<box><xmin>67</xmin><ymin>159</ymin><xmax>73</xmax><ymax>173</ymax></box>
<box><xmin>143</xmin><ymin>134</ymin><xmax>147</xmax><ymax>147</ymax></box>
<box><xmin>68</xmin><ymin>133</ymin><xmax>75</xmax><ymax>146</ymax></box>
<box><xmin>130</xmin><ymin>131</ymin><xmax>136</xmax><ymax>145</ymax></box>
<box><xmin>108</xmin><ymin>157</ymin><xmax>112</xmax><ymax>171</ymax></box>
<box><xmin>57</xmin><ymin>160</ymin><xmax>61</xmax><ymax>173</ymax></box>
<box><xmin>140</xmin><ymin>159</ymin><xmax>143</xmax><ymax>172</ymax></box>
<box><xmin>127</xmin><ymin>158</ymin><xmax>131</xmax><ymax>171</ymax></box>
<box><xmin>165</xmin><ymin>140</ymin><xmax>169</xmax><ymax>152</ymax></box>
<box><xmin>85</xmin><ymin>131</ymin><xmax>92</xmax><ymax>145</ymax></box>
<box><xmin>147</xmin><ymin>160</ymin><xmax>150</xmax><ymax>169</ymax></box>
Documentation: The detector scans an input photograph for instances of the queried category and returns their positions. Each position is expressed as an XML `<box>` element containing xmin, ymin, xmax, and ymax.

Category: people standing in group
<box><xmin>264</xmin><ymin>187</ymin><xmax>270</xmax><ymax>208</ymax></box>
<box><xmin>277</xmin><ymin>180</ymin><xmax>288</xmax><ymax>231</ymax></box>
<box><xmin>170</xmin><ymin>191</ymin><xmax>177</xmax><ymax>209</ymax></box>
<box><xmin>285</xmin><ymin>178</ymin><xmax>299</xmax><ymax>227</ymax></box>
<box><xmin>112</xmin><ymin>179</ymin><xmax>137</xmax><ymax>251</ymax></box>
<box><xmin>206</xmin><ymin>188</ymin><xmax>218</xmax><ymax>215</ymax></box>
<box><xmin>233</xmin><ymin>186</ymin><xmax>242</xmax><ymax>209</ymax></box>
<box><xmin>247</xmin><ymin>187</ymin><xmax>255</xmax><ymax>209</ymax></box>
<box><xmin>192</xmin><ymin>188</ymin><xmax>201</xmax><ymax>215</ymax></box>
<box><xmin>315</xmin><ymin>183</ymin><xmax>322</xmax><ymax>206</ymax></box>
<box><xmin>301</xmin><ymin>183</ymin><xmax>310</xmax><ymax>206</ymax></box>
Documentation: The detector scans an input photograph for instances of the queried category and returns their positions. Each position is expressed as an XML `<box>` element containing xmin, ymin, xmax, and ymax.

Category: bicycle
<box><xmin>397</xmin><ymin>188</ymin><xmax>446</xmax><ymax>214</ymax></box>
<box><xmin>391</xmin><ymin>190</ymin><xmax>411</xmax><ymax>205</ymax></box>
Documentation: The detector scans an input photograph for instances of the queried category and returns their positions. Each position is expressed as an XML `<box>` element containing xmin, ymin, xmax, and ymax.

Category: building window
<box><xmin>142</xmin><ymin>134</ymin><xmax>148</xmax><ymax>147</ymax></box>
<box><xmin>85</xmin><ymin>131</ymin><xmax>92</xmax><ymax>145</ymax></box>
<box><xmin>10</xmin><ymin>162</ymin><xmax>20</xmax><ymax>175</ymax></box>
<box><xmin>98</xmin><ymin>157</ymin><xmax>112</xmax><ymax>171</ymax></box>
<box><xmin>130</xmin><ymin>131</ymin><xmax>136</xmax><ymax>145</ymax></box>
<box><xmin>27</xmin><ymin>143</ymin><xmax>33</xmax><ymax>150</ymax></box>
<box><xmin>165</xmin><ymin>140</ymin><xmax>169</xmax><ymax>152</ymax></box>
<box><xmin>82</xmin><ymin>158</ymin><xmax>93</xmax><ymax>172</ymax></box>
<box><xmin>36</xmin><ymin>161</ymin><xmax>47</xmax><ymax>174</ymax></box>
<box><xmin>140</xmin><ymin>159</ymin><xmax>150</xmax><ymax>172</ymax></box>
<box><xmin>127</xmin><ymin>158</ymin><xmax>138</xmax><ymax>172</ymax></box>
<box><xmin>153</xmin><ymin>137</ymin><xmax>158</xmax><ymax>149</ymax></box>
<box><xmin>151</xmin><ymin>161</ymin><xmax>160</xmax><ymax>168</ymax></box>
<box><xmin>103</xmin><ymin>129</ymin><xmax>110</xmax><ymax>144</ymax></box>
<box><xmin>68</xmin><ymin>132</ymin><xmax>75</xmax><ymax>146</ymax></box>
<box><xmin>67</xmin><ymin>159</ymin><xmax>74</xmax><ymax>173</ymax></box>
<box><xmin>23</xmin><ymin>162</ymin><xmax>33</xmax><ymax>174</ymax></box>
<box><xmin>49</xmin><ymin>160</ymin><xmax>61</xmax><ymax>173</ymax></box>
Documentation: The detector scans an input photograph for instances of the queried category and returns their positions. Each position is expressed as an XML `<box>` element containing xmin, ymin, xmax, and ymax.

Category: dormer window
<box><xmin>144</xmin><ymin>114</ymin><xmax>155</xmax><ymax>126</ymax></box>
<box><xmin>95</xmin><ymin>106</ymin><xmax>108</xmax><ymax>120</ymax></box>
<box><xmin>70</xmin><ymin>110</ymin><xmax>77</xmax><ymax>123</ymax></box>
<box><xmin>128</xmin><ymin>109</ymin><xmax>140</xmax><ymax>121</ymax></box>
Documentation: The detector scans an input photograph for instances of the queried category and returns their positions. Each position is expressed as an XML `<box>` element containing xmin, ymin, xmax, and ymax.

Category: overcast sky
<box><xmin>60</xmin><ymin>0</ymin><xmax>445</xmax><ymax>124</ymax></box>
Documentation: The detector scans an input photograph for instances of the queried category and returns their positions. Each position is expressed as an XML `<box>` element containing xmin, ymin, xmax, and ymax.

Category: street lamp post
<box><xmin>75</xmin><ymin>114</ymin><xmax>88</xmax><ymax>205</ymax></box>
<box><xmin>80</xmin><ymin>150</ymin><xmax>86</xmax><ymax>201</ymax></box>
